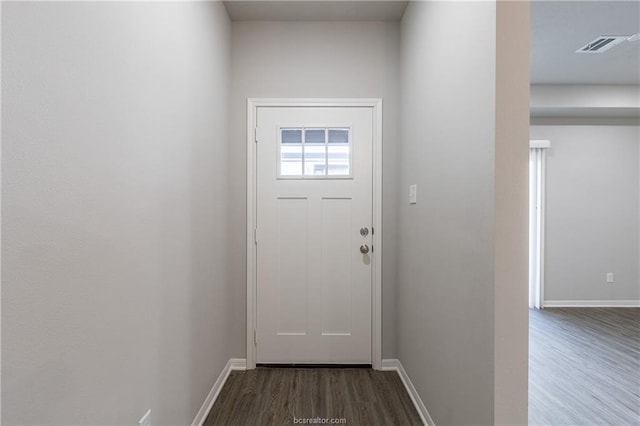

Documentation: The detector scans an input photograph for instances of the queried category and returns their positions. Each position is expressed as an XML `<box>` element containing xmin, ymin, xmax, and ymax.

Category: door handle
<box><xmin>360</xmin><ymin>244</ymin><xmax>370</xmax><ymax>254</ymax></box>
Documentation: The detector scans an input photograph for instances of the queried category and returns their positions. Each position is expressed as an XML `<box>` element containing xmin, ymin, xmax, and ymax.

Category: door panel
<box><xmin>321</xmin><ymin>197</ymin><xmax>353</xmax><ymax>335</ymax></box>
<box><xmin>256</xmin><ymin>106</ymin><xmax>373</xmax><ymax>364</ymax></box>
<box><xmin>276</xmin><ymin>197</ymin><xmax>308</xmax><ymax>335</ymax></box>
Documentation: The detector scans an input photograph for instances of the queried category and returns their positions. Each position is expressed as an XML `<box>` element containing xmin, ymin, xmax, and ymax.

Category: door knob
<box><xmin>360</xmin><ymin>227</ymin><xmax>369</xmax><ymax>237</ymax></box>
<box><xmin>360</xmin><ymin>244</ymin><xmax>370</xmax><ymax>254</ymax></box>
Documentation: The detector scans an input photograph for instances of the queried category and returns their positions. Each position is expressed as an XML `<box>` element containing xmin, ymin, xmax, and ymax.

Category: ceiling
<box><xmin>223</xmin><ymin>1</ymin><xmax>409</xmax><ymax>22</ymax></box>
<box><xmin>223</xmin><ymin>0</ymin><xmax>639</xmax><ymax>85</ymax></box>
<box><xmin>531</xmin><ymin>0</ymin><xmax>640</xmax><ymax>84</ymax></box>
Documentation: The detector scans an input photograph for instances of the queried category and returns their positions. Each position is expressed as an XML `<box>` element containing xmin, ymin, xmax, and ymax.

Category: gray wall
<box><xmin>531</xmin><ymin>125</ymin><xmax>640</xmax><ymax>303</ymax></box>
<box><xmin>398</xmin><ymin>2</ymin><xmax>496</xmax><ymax>424</ymax></box>
<box><xmin>2</xmin><ymin>2</ymin><xmax>232</xmax><ymax>424</ymax></box>
<box><xmin>229</xmin><ymin>21</ymin><xmax>401</xmax><ymax>358</ymax></box>
<box><xmin>397</xmin><ymin>2</ymin><xmax>529</xmax><ymax>425</ymax></box>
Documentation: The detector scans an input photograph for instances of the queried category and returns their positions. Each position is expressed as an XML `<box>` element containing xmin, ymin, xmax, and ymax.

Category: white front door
<box><xmin>256</xmin><ymin>106</ymin><xmax>373</xmax><ymax>364</ymax></box>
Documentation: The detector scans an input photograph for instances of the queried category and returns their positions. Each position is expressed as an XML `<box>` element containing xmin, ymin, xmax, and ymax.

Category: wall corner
<box><xmin>494</xmin><ymin>0</ymin><xmax>530</xmax><ymax>424</ymax></box>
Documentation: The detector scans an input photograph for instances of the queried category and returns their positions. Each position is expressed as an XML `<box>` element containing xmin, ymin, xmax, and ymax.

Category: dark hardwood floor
<box><xmin>204</xmin><ymin>367</ymin><xmax>422</xmax><ymax>426</ymax></box>
<box><xmin>204</xmin><ymin>308</ymin><xmax>638</xmax><ymax>426</ymax></box>
<box><xmin>529</xmin><ymin>308</ymin><xmax>640</xmax><ymax>426</ymax></box>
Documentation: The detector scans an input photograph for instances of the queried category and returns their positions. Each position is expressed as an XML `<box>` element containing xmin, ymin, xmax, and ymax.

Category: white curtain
<box><xmin>529</xmin><ymin>147</ymin><xmax>546</xmax><ymax>309</ymax></box>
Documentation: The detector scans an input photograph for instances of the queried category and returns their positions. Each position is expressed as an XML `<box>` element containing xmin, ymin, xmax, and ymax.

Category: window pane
<box><xmin>280</xmin><ymin>145</ymin><xmax>302</xmax><ymax>176</ymax></box>
<box><xmin>328</xmin><ymin>129</ymin><xmax>349</xmax><ymax>144</ymax></box>
<box><xmin>282</xmin><ymin>129</ymin><xmax>302</xmax><ymax>144</ymax></box>
<box><xmin>328</xmin><ymin>145</ymin><xmax>350</xmax><ymax>176</ymax></box>
<box><xmin>305</xmin><ymin>129</ymin><xmax>326</xmax><ymax>144</ymax></box>
<box><xmin>304</xmin><ymin>145</ymin><xmax>326</xmax><ymax>175</ymax></box>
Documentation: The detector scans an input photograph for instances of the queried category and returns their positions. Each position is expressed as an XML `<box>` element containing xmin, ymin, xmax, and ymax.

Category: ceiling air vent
<box><xmin>576</xmin><ymin>36</ymin><xmax>628</xmax><ymax>53</ymax></box>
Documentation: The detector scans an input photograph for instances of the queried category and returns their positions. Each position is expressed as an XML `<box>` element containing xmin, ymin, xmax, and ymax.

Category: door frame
<box><xmin>246</xmin><ymin>98</ymin><xmax>383</xmax><ymax>370</ymax></box>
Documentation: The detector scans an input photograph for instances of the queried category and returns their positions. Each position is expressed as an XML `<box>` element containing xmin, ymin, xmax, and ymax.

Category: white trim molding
<box><xmin>544</xmin><ymin>300</ymin><xmax>640</xmax><ymax>308</ymax></box>
<box><xmin>246</xmin><ymin>98</ymin><xmax>384</xmax><ymax>370</ymax></box>
<box><xmin>530</xmin><ymin>84</ymin><xmax>640</xmax><ymax>119</ymax></box>
<box><xmin>381</xmin><ymin>359</ymin><xmax>435</xmax><ymax>426</ymax></box>
<box><xmin>191</xmin><ymin>358</ymin><xmax>247</xmax><ymax>426</ymax></box>
<box><xmin>530</xmin><ymin>139</ymin><xmax>550</xmax><ymax>149</ymax></box>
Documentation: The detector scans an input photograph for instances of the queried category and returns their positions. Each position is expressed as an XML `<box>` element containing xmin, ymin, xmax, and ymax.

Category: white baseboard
<box><xmin>191</xmin><ymin>358</ymin><xmax>246</xmax><ymax>426</ymax></box>
<box><xmin>544</xmin><ymin>300</ymin><xmax>640</xmax><ymax>308</ymax></box>
<box><xmin>381</xmin><ymin>359</ymin><xmax>435</xmax><ymax>426</ymax></box>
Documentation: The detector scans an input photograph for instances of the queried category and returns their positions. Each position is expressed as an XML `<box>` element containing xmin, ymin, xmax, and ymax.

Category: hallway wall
<box><xmin>2</xmin><ymin>3</ymin><xmax>532</xmax><ymax>424</ymax></box>
<box><xmin>2</xmin><ymin>2</ymin><xmax>232</xmax><ymax>424</ymax></box>
<box><xmin>228</xmin><ymin>21</ymin><xmax>401</xmax><ymax>359</ymax></box>
<box><xmin>398</xmin><ymin>2</ymin><xmax>496</xmax><ymax>423</ymax></box>
<box><xmin>397</xmin><ymin>1</ymin><xmax>529</xmax><ymax>424</ymax></box>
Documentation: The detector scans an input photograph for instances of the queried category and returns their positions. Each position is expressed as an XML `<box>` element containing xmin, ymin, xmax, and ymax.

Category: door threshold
<box><xmin>257</xmin><ymin>363</ymin><xmax>372</xmax><ymax>369</ymax></box>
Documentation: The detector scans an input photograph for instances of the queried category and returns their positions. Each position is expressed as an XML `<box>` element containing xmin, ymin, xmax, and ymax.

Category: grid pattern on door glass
<box><xmin>279</xmin><ymin>127</ymin><xmax>351</xmax><ymax>178</ymax></box>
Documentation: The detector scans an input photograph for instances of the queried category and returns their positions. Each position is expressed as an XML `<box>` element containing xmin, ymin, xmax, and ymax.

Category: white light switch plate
<box><xmin>606</xmin><ymin>272</ymin><xmax>614</xmax><ymax>283</ymax></box>
<box><xmin>409</xmin><ymin>184</ymin><xmax>417</xmax><ymax>205</ymax></box>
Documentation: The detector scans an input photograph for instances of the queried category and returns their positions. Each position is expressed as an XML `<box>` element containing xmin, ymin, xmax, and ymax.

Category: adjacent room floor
<box><xmin>204</xmin><ymin>367</ymin><xmax>422</xmax><ymax>426</ymax></box>
<box><xmin>529</xmin><ymin>308</ymin><xmax>640</xmax><ymax>425</ymax></box>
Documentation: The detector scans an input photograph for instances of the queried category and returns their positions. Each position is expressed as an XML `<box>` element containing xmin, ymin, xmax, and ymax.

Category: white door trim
<box><xmin>246</xmin><ymin>98</ymin><xmax>383</xmax><ymax>370</ymax></box>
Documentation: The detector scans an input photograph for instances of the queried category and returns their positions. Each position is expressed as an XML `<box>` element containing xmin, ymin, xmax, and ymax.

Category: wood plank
<box><xmin>204</xmin><ymin>367</ymin><xmax>422</xmax><ymax>425</ymax></box>
<box><xmin>529</xmin><ymin>308</ymin><xmax>640</xmax><ymax>426</ymax></box>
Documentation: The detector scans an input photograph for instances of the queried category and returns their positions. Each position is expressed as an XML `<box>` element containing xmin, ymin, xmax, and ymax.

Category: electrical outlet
<box><xmin>606</xmin><ymin>272</ymin><xmax>614</xmax><ymax>283</ymax></box>
<box><xmin>139</xmin><ymin>410</ymin><xmax>151</xmax><ymax>426</ymax></box>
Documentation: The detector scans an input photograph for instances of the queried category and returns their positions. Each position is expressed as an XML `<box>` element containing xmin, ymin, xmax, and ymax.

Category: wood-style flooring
<box><xmin>529</xmin><ymin>308</ymin><xmax>640</xmax><ymax>426</ymax></box>
<box><xmin>204</xmin><ymin>367</ymin><xmax>422</xmax><ymax>426</ymax></box>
